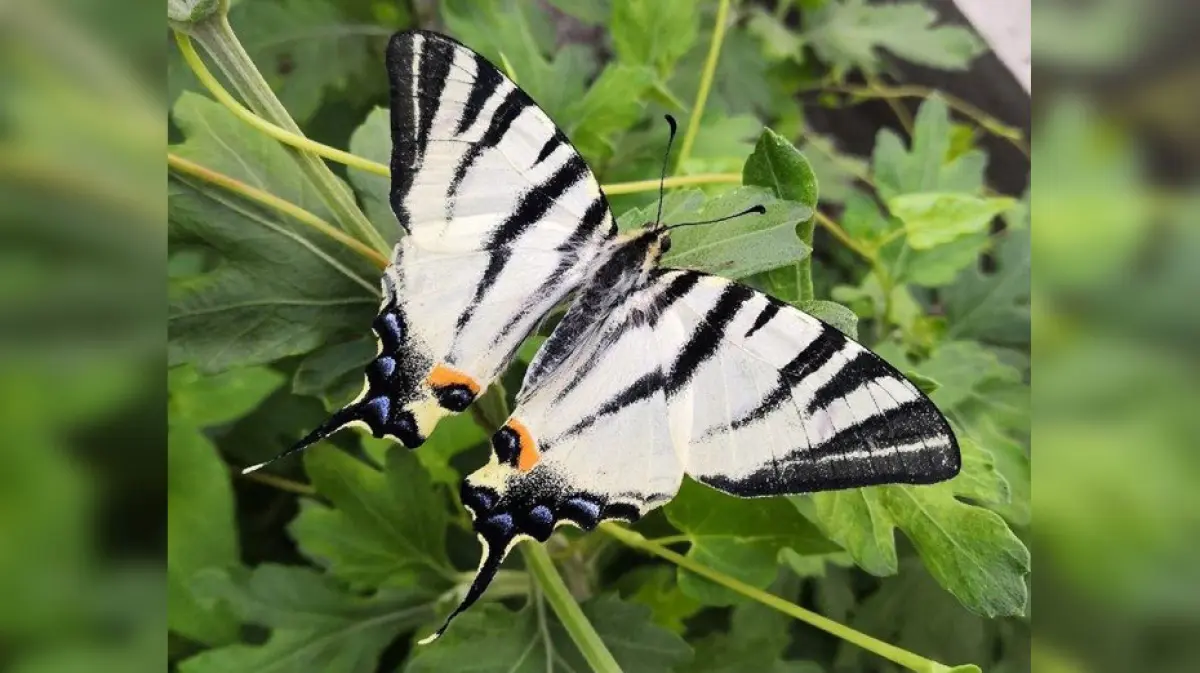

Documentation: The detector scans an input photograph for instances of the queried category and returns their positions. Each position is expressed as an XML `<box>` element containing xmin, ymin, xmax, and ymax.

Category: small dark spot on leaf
<box><xmin>277</xmin><ymin>53</ymin><xmax>295</xmax><ymax>76</ymax></box>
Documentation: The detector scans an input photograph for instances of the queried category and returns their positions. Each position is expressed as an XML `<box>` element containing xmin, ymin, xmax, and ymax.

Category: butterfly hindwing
<box><xmin>424</xmin><ymin>243</ymin><xmax>683</xmax><ymax>641</ymax></box>
<box><xmin>650</xmin><ymin>270</ymin><xmax>960</xmax><ymax>496</ymax></box>
<box><xmin>256</xmin><ymin>31</ymin><xmax>616</xmax><ymax>470</ymax></box>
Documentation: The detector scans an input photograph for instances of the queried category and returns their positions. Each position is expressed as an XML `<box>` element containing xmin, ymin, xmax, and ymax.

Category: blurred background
<box><xmin>0</xmin><ymin>1</ymin><xmax>163</xmax><ymax>672</ymax></box>
<box><xmin>0</xmin><ymin>0</ymin><xmax>1195</xmax><ymax>671</ymax></box>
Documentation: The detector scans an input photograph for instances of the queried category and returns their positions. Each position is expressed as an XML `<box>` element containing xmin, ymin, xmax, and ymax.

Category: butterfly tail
<box><xmin>241</xmin><ymin>403</ymin><xmax>366</xmax><ymax>474</ymax></box>
<box><xmin>418</xmin><ymin>532</ymin><xmax>512</xmax><ymax>644</ymax></box>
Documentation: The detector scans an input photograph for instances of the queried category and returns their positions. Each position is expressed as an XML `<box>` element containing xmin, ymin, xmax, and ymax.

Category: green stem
<box><xmin>675</xmin><ymin>0</ymin><xmax>731</xmax><ymax>172</ymax></box>
<box><xmin>797</xmin><ymin>216</ymin><xmax>815</xmax><ymax>302</ymax></box>
<box><xmin>175</xmin><ymin>31</ymin><xmax>391</xmax><ymax>179</ymax></box>
<box><xmin>183</xmin><ymin>16</ymin><xmax>389</xmax><ymax>255</ymax></box>
<box><xmin>168</xmin><ymin>153</ymin><xmax>388</xmax><ymax>269</ymax></box>
<box><xmin>601</xmin><ymin>524</ymin><xmax>953</xmax><ymax>673</ymax></box>
<box><xmin>521</xmin><ymin>543</ymin><xmax>622</xmax><ymax>673</ymax></box>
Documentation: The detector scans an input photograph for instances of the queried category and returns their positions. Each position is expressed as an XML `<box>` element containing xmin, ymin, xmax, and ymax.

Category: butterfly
<box><xmin>247</xmin><ymin>30</ymin><xmax>961</xmax><ymax>642</ymax></box>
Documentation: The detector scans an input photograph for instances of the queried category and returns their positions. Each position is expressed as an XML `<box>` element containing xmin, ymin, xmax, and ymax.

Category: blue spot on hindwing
<box><xmin>483</xmin><ymin>512</ymin><xmax>514</xmax><ymax>537</ymax></box>
<box><xmin>529</xmin><ymin>505</ymin><xmax>553</xmax><ymax>526</ymax></box>
<box><xmin>561</xmin><ymin>496</ymin><xmax>601</xmax><ymax>529</ymax></box>
<box><xmin>375</xmin><ymin>312</ymin><xmax>404</xmax><ymax>351</ymax></box>
<box><xmin>372</xmin><ymin>356</ymin><xmax>397</xmax><ymax>380</ymax></box>
<box><xmin>362</xmin><ymin>396</ymin><xmax>391</xmax><ymax>431</ymax></box>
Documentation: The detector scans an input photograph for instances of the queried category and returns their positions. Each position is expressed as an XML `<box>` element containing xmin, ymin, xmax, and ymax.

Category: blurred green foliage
<box><xmin>163</xmin><ymin>1</ymin><xmax>1030</xmax><ymax>671</ymax></box>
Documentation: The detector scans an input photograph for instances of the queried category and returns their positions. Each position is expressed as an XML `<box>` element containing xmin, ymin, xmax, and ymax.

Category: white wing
<box><xmin>253</xmin><ymin>31</ymin><xmax>615</xmax><ymax>472</ymax></box>
<box><xmin>423</xmin><ymin>261</ymin><xmax>682</xmax><ymax>642</ymax></box>
<box><xmin>649</xmin><ymin>270</ymin><xmax>960</xmax><ymax>496</ymax></box>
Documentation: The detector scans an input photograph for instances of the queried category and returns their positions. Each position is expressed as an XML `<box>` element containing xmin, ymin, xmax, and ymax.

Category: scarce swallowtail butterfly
<box><xmin>246</xmin><ymin>30</ymin><xmax>961</xmax><ymax>642</ymax></box>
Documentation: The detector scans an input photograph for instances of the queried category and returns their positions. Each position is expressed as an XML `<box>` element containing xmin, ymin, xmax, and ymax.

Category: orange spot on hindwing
<box><xmin>425</xmin><ymin>364</ymin><xmax>481</xmax><ymax>394</ymax></box>
<box><xmin>509</xmin><ymin>418</ymin><xmax>540</xmax><ymax>472</ymax></box>
<box><xmin>426</xmin><ymin>364</ymin><xmax>482</xmax><ymax>412</ymax></box>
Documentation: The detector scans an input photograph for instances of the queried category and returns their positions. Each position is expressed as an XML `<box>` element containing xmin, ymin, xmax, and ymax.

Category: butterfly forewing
<box><xmin>259</xmin><ymin>31</ymin><xmax>616</xmax><ymax>468</ymax></box>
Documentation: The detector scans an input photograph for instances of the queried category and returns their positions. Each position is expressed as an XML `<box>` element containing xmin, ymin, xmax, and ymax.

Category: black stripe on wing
<box><xmin>664</xmin><ymin>282</ymin><xmax>756</xmax><ymax>395</ymax></box>
<box><xmin>448</xmin><ymin>87</ymin><xmax>531</xmax><ymax>201</ymax></box>
<box><xmin>727</xmin><ymin>327</ymin><xmax>846</xmax><ymax>431</ymax></box>
<box><xmin>454</xmin><ymin>155</ymin><xmax>590</xmax><ymax>332</ymax></box>
<box><xmin>700</xmin><ymin>399</ymin><xmax>958</xmax><ymax>496</ymax></box>
<box><xmin>456</xmin><ymin>51</ymin><xmax>503</xmax><ymax>135</ymax></box>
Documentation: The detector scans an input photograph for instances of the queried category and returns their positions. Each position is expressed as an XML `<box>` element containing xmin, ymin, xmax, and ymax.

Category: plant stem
<box><xmin>675</xmin><ymin>0</ymin><xmax>732</xmax><ymax>173</ymax></box>
<box><xmin>797</xmin><ymin>216</ymin><xmax>816</xmax><ymax>302</ymax></box>
<box><xmin>866</xmin><ymin>73</ymin><xmax>915</xmax><ymax>135</ymax></box>
<box><xmin>601</xmin><ymin>524</ymin><xmax>952</xmax><ymax>673</ymax></box>
<box><xmin>521</xmin><ymin>542</ymin><xmax>622</xmax><ymax>673</ymax></box>
<box><xmin>604</xmin><ymin>172</ymin><xmax>742</xmax><ymax>195</ymax></box>
<box><xmin>817</xmin><ymin>83</ymin><xmax>1029</xmax><ymax>157</ymax></box>
<box><xmin>175</xmin><ymin>31</ymin><xmax>391</xmax><ymax>179</ymax></box>
<box><xmin>813</xmin><ymin>210</ymin><xmax>874</xmax><ymax>263</ymax></box>
<box><xmin>239</xmin><ymin>470</ymin><xmax>317</xmax><ymax>496</ymax></box>
<box><xmin>181</xmin><ymin>18</ymin><xmax>389</xmax><ymax>255</ymax></box>
<box><xmin>168</xmin><ymin>153</ymin><xmax>388</xmax><ymax>269</ymax></box>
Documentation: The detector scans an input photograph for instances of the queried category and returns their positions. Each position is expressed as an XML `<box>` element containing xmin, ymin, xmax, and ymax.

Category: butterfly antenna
<box><xmin>665</xmin><ymin>204</ymin><xmax>767</xmax><ymax>231</ymax></box>
<box><xmin>654</xmin><ymin>114</ymin><xmax>679</xmax><ymax>228</ymax></box>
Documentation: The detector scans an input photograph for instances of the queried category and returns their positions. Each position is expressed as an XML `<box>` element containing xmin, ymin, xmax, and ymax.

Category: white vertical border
<box><xmin>953</xmin><ymin>0</ymin><xmax>1031</xmax><ymax>94</ymax></box>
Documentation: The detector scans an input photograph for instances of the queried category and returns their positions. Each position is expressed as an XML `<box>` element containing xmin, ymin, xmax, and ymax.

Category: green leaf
<box><xmin>407</xmin><ymin>595</ymin><xmax>692</xmax><ymax>673</ymax></box>
<box><xmin>690</xmin><ymin>577</ymin><xmax>823</xmax><ymax>673</ymax></box>
<box><xmin>954</xmin><ymin>385</ymin><xmax>1031</xmax><ymax>525</ymax></box>
<box><xmin>809</xmin><ymin>466</ymin><xmax>1029</xmax><ymax>618</ymax></box>
<box><xmin>681</xmin><ymin>115</ymin><xmax>764</xmax><ymax>176</ymax></box>
<box><xmin>943</xmin><ymin>227</ymin><xmax>1031</xmax><ymax>347</ymax></box>
<box><xmin>618</xmin><ymin>187</ymin><xmax>811</xmax><ymax>279</ymax></box>
<box><xmin>411</xmin><ymin>417</ymin><xmax>489</xmax><ymax>486</ymax></box>
<box><xmin>918</xmin><ymin>341</ymin><xmax>1022</xmax><ymax>411</ymax></box>
<box><xmin>611</xmin><ymin>0</ymin><xmax>699</xmax><ymax>77</ymax></box>
<box><xmin>289</xmin><ymin>446</ymin><xmax>453</xmax><ymax>589</ymax></box>
<box><xmin>346</xmin><ymin>107</ymin><xmax>401</xmax><ymax>244</ymax></box>
<box><xmin>746</xmin><ymin>8</ymin><xmax>803</xmax><ymax>63</ymax></box>
<box><xmin>806</xmin><ymin>0</ymin><xmax>985</xmax><ymax>75</ymax></box>
<box><xmin>800</xmin><ymin>135</ymin><xmax>869</xmax><ymax>204</ymax></box>
<box><xmin>836</xmin><ymin>559</ymin><xmax>988</xmax><ymax>673</ymax></box>
<box><xmin>180</xmin><ymin>565</ymin><xmax>433</xmax><ymax>673</ymax></box>
<box><xmin>563</xmin><ymin>64</ymin><xmax>657</xmax><ymax>161</ymax></box>
<box><xmin>232</xmin><ymin>0</ymin><xmax>376</xmax><ymax>123</ymax></box>
<box><xmin>880</xmin><ymin>485</ymin><xmax>1029</xmax><ymax>617</ymax></box>
<box><xmin>805</xmin><ymin>488</ymin><xmax>897</xmax><ymax>576</ymax></box>
<box><xmin>743</xmin><ymin>128</ymin><xmax>819</xmax><ymax>210</ymax></box>
<box><xmin>952</xmin><ymin>435</ymin><xmax>1011</xmax><ymax>507</ymax></box>
<box><xmin>292</xmin><ymin>336</ymin><xmax>374</xmax><ymax>405</ymax></box>
<box><xmin>617</xmin><ymin>566</ymin><xmax>702</xmax><ymax>634</ymax></box>
<box><xmin>799</xmin><ymin>300</ymin><xmax>858</xmax><ymax>339</ymax></box>
<box><xmin>546</xmin><ymin>0</ymin><xmax>611</xmax><ymax>24</ymax></box>
<box><xmin>905</xmin><ymin>370</ymin><xmax>942</xmax><ymax>397</ymax></box>
<box><xmin>168</xmin><ymin>425</ymin><xmax>240</xmax><ymax>645</ymax></box>
<box><xmin>671</xmin><ymin>31</ymin><xmax>778</xmax><ymax>118</ymax></box>
<box><xmin>169</xmin><ymin>93</ymin><xmax>377</xmax><ymax>373</ymax></box>
<box><xmin>872</xmin><ymin>97</ymin><xmax>987</xmax><ymax>200</ymax></box>
<box><xmin>441</xmin><ymin>0</ymin><xmax>594</xmax><ymax>123</ymax></box>
<box><xmin>891</xmin><ymin>231</ymin><xmax>993</xmax><ymax>288</ymax></box>
<box><xmin>665</xmin><ymin>480</ymin><xmax>840</xmax><ymax>604</ymax></box>
<box><xmin>169</xmin><ymin>365</ymin><xmax>286</xmax><ymax>427</ymax></box>
<box><xmin>888</xmin><ymin>193</ymin><xmax>1016</xmax><ymax>250</ymax></box>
